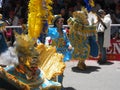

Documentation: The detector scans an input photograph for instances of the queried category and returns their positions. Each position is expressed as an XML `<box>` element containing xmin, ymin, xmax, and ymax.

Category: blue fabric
<box><xmin>47</xmin><ymin>27</ymin><xmax>73</xmax><ymax>62</ymax></box>
<box><xmin>63</xmin><ymin>48</ymin><xmax>74</xmax><ymax>62</ymax></box>
<box><xmin>38</xmin><ymin>20</ymin><xmax>48</xmax><ymax>44</ymax></box>
<box><xmin>84</xmin><ymin>0</ymin><xmax>92</xmax><ymax>12</ymax></box>
<box><xmin>0</xmin><ymin>32</ymin><xmax>8</xmax><ymax>54</ymax></box>
<box><xmin>38</xmin><ymin>33</ymin><xmax>46</xmax><ymax>44</ymax></box>
<box><xmin>3</xmin><ymin>66</ymin><xmax>61</xmax><ymax>90</ymax></box>
<box><xmin>88</xmin><ymin>36</ymin><xmax>99</xmax><ymax>57</ymax></box>
<box><xmin>47</xmin><ymin>28</ymin><xmax>59</xmax><ymax>39</ymax></box>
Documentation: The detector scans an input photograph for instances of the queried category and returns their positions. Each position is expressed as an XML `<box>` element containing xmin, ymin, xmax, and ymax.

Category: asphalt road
<box><xmin>63</xmin><ymin>60</ymin><xmax>120</xmax><ymax>90</ymax></box>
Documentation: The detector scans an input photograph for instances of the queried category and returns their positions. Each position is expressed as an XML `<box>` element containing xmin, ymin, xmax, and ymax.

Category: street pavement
<box><xmin>63</xmin><ymin>60</ymin><xmax>120</xmax><ymax>90</ymax></box>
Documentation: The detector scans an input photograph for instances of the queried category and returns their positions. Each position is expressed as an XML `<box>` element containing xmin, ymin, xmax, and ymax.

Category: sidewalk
<box><xmin>63</xmin><ymin>60</ymin><xmax>120</xmax><ymax>90</ymax></box>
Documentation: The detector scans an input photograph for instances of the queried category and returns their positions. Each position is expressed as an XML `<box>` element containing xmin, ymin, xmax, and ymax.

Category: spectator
<box><xmin>111</xmin><ymin>2</ymin><xmax>120</xmax><ymax>24</ymax></box>
<box><xmin>74</xmin><ymin>0</ymin><xmax>83</xmax><ymax>11</ymax></box>
<box><xmin>60</xmin><ymin>8</ymin><xmax>69</xmax><ymax>25</ymax></box>
<box><xmin>52</xmin><ymin>0</ymin><xmax>61</xmax><ymax>15</ymax></box>
<box><xmin>97</xmin><ymin>9</ymin><xmax>112</xmax><ymax>64</ymax></box>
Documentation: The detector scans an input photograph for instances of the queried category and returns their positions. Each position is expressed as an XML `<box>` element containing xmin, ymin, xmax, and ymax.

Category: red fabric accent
<box><xmin>4</xmin><ymin>29</ymin><xmax>12</xmax><ymax>39</ymax></box>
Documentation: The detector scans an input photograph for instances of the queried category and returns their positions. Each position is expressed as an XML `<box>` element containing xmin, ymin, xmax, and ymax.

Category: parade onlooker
<box><xmin>74</xmin><ymin>0</ymin><xmax>83</xmax><ymax>11</ymax></box>
<box><xmin>52</xmin><ymin>0</ymin><xmax>61</xmax><ymax>15</ymax></box>
<box><xmin>60</xmin><ymin>8</ymin><xmax>69</xmax><ymax>25</ymax></box>
<box><xmin>97</xmin><ymin>9</ymin><xmax>112</xmax><ymax>64</ymax></box>
<box><xmin>111</xmin><ymin>2</ymin><xmax>120</xmax><ymax>24</ymax></box>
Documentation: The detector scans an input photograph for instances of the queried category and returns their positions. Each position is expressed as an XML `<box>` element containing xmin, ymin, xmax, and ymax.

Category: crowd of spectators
<box><xmin>1</xmin><ymin>0</ymin><xmax>28</xmax><ymax>25</ymax></box>
<box><xmin>1</xmin><ymin>0</ymin><xmax>120</xmax><ymax>25</ymax></box>
<box><xmin>52</xmin><ymin>0</ymin><xmax>120</xmax><ymax>24</ymax></box>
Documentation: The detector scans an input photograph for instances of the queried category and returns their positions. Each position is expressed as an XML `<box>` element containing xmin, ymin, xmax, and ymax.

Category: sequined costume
<box><xmin>46</xmin><ymin>27</ymin><xmax>73</xmax><ymax>62</ymax></box>
<box><xmin>67</xmin><ymin>10</ymin><xmax>98</xmax><ymax>70</ymax></box>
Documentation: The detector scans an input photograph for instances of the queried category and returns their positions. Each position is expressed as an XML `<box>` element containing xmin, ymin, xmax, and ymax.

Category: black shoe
<box><xmin>97</xmin><ymin>60</ymin><xmax>101</xmax><ymax>63</ymax></box>
<box><xmin>97</xmin><ymin>60</ymin><xmax>106</xmax><ymax>65</ymax></box>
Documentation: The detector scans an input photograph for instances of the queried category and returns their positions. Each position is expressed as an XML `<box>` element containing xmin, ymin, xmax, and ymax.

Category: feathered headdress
<box><xmin>15</xmin><ymin>34</ymin><xmax>37</xmax><ymax>57</ymax></box>
<box><xmin>67</xmin><ymin>10</ymin><xmax>96</xmax><ymax>37</ymax></box>
<box><xmin>28</xmin><ymin>0</ymin><xmax>53</xmax><ymax>39</ymax></box>
<box><xmin>15</xmin><ymin>0</ymin><xmax>65</xmax><ymax>80</ymax></box>
<box><xmin>15</xmin><ymin>33</ymin><xmax>65</xmax><ymax>79</ymax></box>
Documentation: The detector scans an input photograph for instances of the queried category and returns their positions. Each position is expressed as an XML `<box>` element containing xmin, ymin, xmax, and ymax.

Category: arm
<box><xmin>63</xmin><ymin>30</ymin><xmax>72</xmax><ymax>50</ymax></box>
<box><xmin>97</xmin><ymin>15</ymin><xmax>107</xmax><ymax>29</ymax></box>
<box><xmin>103</xmin><ymin>15</ymin><xmax>112</xmax><ymax>28</ymax></box>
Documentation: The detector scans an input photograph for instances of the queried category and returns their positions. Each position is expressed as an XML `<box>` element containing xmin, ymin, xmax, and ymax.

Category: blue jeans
<box><xmin>88</xmin><ymin>35</ymin><xmax>99</xmax><ymax>57</ymax></box>
<box><xmin>98</xmin><ymin>32</ymin><xmax>106</xmax><ymax>62</ymax></box>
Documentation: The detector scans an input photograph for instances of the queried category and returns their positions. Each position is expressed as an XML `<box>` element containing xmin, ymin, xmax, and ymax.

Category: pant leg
<box><xmin>101</xmin><ymin>47</ymin><xmax>107</xmax><ymax>62</ymax></box>
<box><xmin>97</xmin><ymin>32</ymin><xmax>106</xmax><ymax>62</ymax></box>
<box><xmin>98</xmin><ymin>32</ymin><xmax>104</xmax><ymax>54</ymax></box>
<box><xmin>88</xmin><ymin>36</ymin><xmax>98</xmax><ymax>57</ymax></box>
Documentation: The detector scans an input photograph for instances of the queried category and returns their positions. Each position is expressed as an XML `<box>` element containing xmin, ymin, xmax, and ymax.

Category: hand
<box><xmin>68</xmin><ymin>45</ymin><xmax>73</xmax><ymax>50</ymax></box>
<box><xmin>97</xmin><ymin>16</ymin><xmax>101</xmax><ymax>21</ymax></box>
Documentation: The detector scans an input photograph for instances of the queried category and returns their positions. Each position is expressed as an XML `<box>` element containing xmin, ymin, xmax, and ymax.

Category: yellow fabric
<box><xmin>67</xmin><ymin>11</ymin><xmax>96</xmax><ymax>60</ymax></box>
<box><xmin>15</xmin><ymin>34</ymin><xmax>65</xmax><ymax>80</ymax></box>
<box><xmin>28</xmin><ymin>0</ymin><xmax>53</xmax><ymax>39</ymax></box>
<box><xmin>36</xmin><ymin>43</ymin><xmax>66</xmax><ymax>80</ymax></box>
<box><xmin>89</xmin><ymin>0</ymin><xmax>95</xmax><ymax>7</ymax></box>
<box><xmin>0</xmin><ymin>66</ymin><xmax>30</xmax><ymax>90</ymax></box>
<box><xmin>0</xmin><ymin>21</ymin><xmax>5</xmax><ymax>31</ymax></box>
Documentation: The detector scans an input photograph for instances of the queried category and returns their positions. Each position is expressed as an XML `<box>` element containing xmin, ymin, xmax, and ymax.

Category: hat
<box><xmin>98</xmin><ymin>9</ymin><xmax>105</xmax><ymax>14</ymax></box>
<box><xmin>52</xmin><ymin>15</ymin><xmax>62</xmax><ymax>26</ymax></box>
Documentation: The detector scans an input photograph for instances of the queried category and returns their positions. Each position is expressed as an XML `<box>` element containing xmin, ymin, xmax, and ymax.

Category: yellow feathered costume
<box><xmin>28</xmin><ymin>0</ymin><xmax>53</xmax><ymax>39</ymax></box>
<box><xmin>67</xmin><ymin>8</ymin><xmax>97</xmax><ymax>70</ymax></box>
<box><xmin>27</xmin><ymin>0</ymin><xmax>65</xmax><ymax>79</ymax></box>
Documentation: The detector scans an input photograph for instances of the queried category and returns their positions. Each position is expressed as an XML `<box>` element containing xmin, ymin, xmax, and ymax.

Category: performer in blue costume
<box><xmin>45</xmin><ymin>15</ymin><xmax>73</xmax><ymax>89</ymax></box>
<box><xmin>46</xmin><ymin>15</ymin><xmax>73</xmax><ymax>62</ymax></box>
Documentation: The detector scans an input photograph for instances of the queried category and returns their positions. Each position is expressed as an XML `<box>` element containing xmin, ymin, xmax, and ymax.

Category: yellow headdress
<box><xmin>15</xmin><ymin>34</ymin><xmax>36</xmax><ymax>56</ymax></box>
<box><xmin>15</xmin><ymin>33</ymin><xmax>65</xmax><ymax>79</ymax></box>
<box><xmin>28</xmin><ymin>0</ymin><xmax>53</xmax><ymax>39</ymax></box>
<box><xmin>15</xmin><ymin>0</ymin><xmax>65</xmax><ymax>80</ymax></box>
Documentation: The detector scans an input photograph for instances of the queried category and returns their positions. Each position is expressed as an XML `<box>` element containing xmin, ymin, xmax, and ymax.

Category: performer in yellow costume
<box><xmin>67</xmin><ymin>8</ymin><xmax>98</xmax><ymax>70</ymax></box>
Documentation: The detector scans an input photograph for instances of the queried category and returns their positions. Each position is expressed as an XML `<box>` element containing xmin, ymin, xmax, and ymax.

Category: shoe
<box><xmin>97</xmin><ymin>60</ymin><xmax>101</xmax><ymax>63</ymax></box>
<box><xmin>77</xmin><ymin>61</ymin><xmax>86</xmax><ymax>70</ymax></box>
<box><xmin>97</xmin><ymin>60</ymin><xmax>106</xmax><ymax>65</ymax></box>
